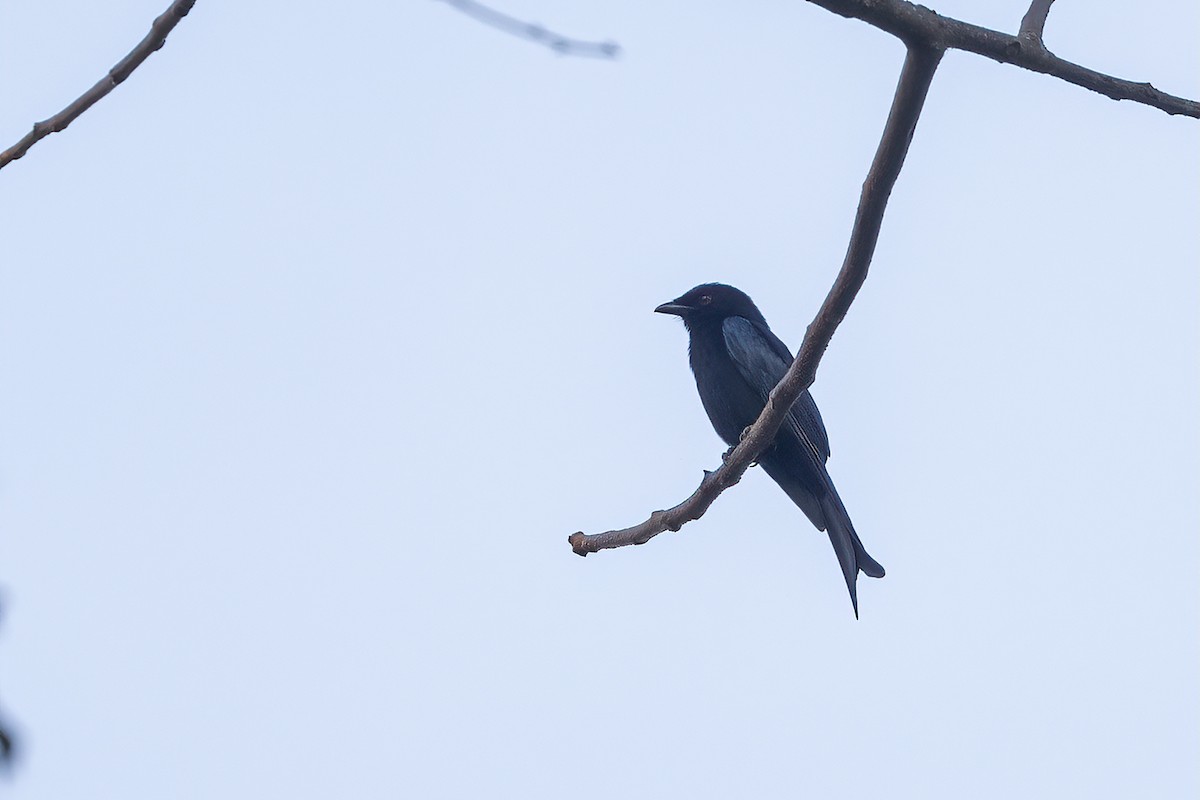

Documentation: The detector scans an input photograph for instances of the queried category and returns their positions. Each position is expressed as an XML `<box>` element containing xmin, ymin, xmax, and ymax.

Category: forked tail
<box><xmin>819</xmin><ymin>489</ymin><xmax>885</xmax><ymax>619</ymax></box>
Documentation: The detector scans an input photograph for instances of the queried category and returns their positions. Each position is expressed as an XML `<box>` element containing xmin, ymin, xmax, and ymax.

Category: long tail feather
<box><xmin>819</xmin><ymin>488</ymin><xmax>885</xmax><ymax>618</ymax></box>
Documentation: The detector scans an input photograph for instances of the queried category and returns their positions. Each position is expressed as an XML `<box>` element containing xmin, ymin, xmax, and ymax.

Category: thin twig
<box><xmin>438</xmin><ymin>0</ymin><xmax>619</xmax><ymax>59</ymax></box>
<box><xmin>569</xmin><ymin>44</ymin><xmax>945</xmax><ymax>556</ymax></box>
<box><xmin>806</xmin><ymin>0</ymin><xmax>1197</xmax><ymax>117</ymax></box>
<box><xmin>1019</xmin><ymin>0</ymin><xmax>1057</xmax><ymax>42</ymax></box>
<box><xmin>0</xmin><ymin>0</ymin><xmax>197</xmax><ymax>171</ymax></box>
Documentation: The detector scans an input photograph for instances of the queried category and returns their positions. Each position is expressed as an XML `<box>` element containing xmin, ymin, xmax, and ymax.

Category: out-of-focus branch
<box><xmin>438</xmin><ymin>0</ymin><xmax>619</xmax><ymax>59</ymax></box>
<box><xmin>0</xmin><ymin>0</ymin><xmax>197</xmax><ymax>171</ymax></box>
<box><xmin>1019</xmin><ymin>0</ymin><xmax>1057</xmax><ymax>42</ymax></box>
<box><xmin>569</xmin><ymin>44</ymin><xmax>944</xmax><ymax>556</ymax></box>
<box><xmin>0</xmin><ymin>726</ymin><xmax>12</xmax><ymax>767</ymax></box>
<box><xmin>806</xmin><ymin>0</ymin><xmax>1198</xmax><ymax>118</ymax></box>
<box><xmin>0</xmin><ymin>598</ymin><xmax>12</xmax><ymax>768</ymax></box>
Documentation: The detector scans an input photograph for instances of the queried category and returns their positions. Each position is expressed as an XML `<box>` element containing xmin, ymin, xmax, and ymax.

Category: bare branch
<box><xmin>569</xmin><ymin>44</ymin><xmax>944</xmax><ymax>556</ymax></box>
<box><xmin>1019</xmin><ymin>0</ymin><xmax>1057</xmax><ymax>42</ymax></box>
<box><xmin>806</xmin><ymin>0</ymin><xmax>1198</xmax><ymax>118</ymax></box>
<box><xmin>0</xmin><ymin>0</ymin><xmax>197</xmax><ymax>171</ymax></box>
<box><xmin>438</xmin><ymin>0</ymin><xmax>620</xmax><ymax>59</ymax></box>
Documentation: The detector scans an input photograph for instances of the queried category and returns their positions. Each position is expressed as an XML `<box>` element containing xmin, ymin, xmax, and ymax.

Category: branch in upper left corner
<box><xmin>0</xmin><ymin>0</ymin><xmax>198</xmax><ymax>171</ymax></box>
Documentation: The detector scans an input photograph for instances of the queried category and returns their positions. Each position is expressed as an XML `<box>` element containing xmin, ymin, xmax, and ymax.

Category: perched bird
<box><xmin>655</xmin><ymin>283</ymin><xmax>884</xmax><ymax>617</ymax></box>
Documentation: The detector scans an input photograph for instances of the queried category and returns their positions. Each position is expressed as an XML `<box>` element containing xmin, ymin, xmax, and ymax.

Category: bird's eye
<box><xmin>699</xmin><ymin>295</ymin><xmax>712</xmax><ymax>305</ymax></box>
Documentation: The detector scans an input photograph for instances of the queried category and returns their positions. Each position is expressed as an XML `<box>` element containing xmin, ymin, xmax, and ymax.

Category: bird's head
<box><xmin>654</xmin><ymin>283</ymin><xmax>767</xmax><ymax>326</ymax></box>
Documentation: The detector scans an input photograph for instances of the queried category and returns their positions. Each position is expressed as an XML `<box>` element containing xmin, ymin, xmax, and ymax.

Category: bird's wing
<box><xmin>793</xmin><ymin>391</ymin><xmax>831</xmax><ymax>462</ymax></box>
<box><xmin>721</xmin><ymin>316</ymin><xmax>830</xmax><ymax>463</ymax></box>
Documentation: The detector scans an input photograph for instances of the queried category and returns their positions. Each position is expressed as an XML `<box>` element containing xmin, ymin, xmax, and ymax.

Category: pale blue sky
<box><xmin>2</xmin><ymin>1</ymin><xmax>1197</xmax><ymax>798</ymax></box>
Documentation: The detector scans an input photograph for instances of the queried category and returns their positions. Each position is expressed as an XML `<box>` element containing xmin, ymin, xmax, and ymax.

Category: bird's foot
<box><xmin>721</xmin><ymin>442</ymin><xmax>759</xmax><ymax>468</ymax></box>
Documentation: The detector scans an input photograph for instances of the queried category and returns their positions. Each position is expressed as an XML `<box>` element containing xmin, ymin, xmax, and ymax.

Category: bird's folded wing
<box><xmin>721</xmin><ymin>315</ymin><xmax>830</xmax><ymax>464</ymax></box>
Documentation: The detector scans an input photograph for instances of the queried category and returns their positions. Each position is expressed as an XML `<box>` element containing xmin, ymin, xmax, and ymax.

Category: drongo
<box><xmin>656</xmin><ymin>283</ymin><xmax>885</xmax><ymax>617</ymax></box>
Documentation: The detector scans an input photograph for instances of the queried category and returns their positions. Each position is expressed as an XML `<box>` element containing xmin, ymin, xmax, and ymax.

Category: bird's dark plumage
<box><xmin>656</xmin><ymin>283</ymin><xmax>884</xmax><ymax>617</ymax></box>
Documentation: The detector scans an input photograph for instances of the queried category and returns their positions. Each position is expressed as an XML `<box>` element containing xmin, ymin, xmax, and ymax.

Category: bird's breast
<box><xmin>688</xmin><ymin>326</ymin><xmax>767</xmax><ymax>446</ymax></box>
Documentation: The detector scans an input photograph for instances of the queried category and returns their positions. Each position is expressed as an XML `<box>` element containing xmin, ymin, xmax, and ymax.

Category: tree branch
<box><xmin>569</xmin><ymin>44</ymin><xmax>944</xmax><ymax>556</ymax></box>
<box><xmin>0</xmin><ymin>0</ymin><xmax>197</xmax><ymax>171</ymax></box>
<box><xmin>0</xmin><ymin>599</ymin><xmax>12</xmax><ymax>768</ymax></box>
<box><xmin>806</xmin><ymin>0</ymin><xmax>1198</xmax><ymax>118</ymax></box>
<box><xmin>0</xmin><ymin>722</ymin><xmax>11</xmax><ymax>768</ymax></box>
<box><xmin>438</xmin><ymin>0</ymin><xmax>620</xmax><ymax>59</ymax></box>
<box><xmin>1019</xmin><ymin>0</ymin><xmax>1057</xmax><ymax>42</ymax></box>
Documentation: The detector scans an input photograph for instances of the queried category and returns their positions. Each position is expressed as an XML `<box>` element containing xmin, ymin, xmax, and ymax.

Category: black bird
<box><xmin>655</xmin><ymin>283</ymin><xmax>885</xmax><ymax>616</ymax></box>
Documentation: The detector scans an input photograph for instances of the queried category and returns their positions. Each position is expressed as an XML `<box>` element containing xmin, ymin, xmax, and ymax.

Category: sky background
<box><xmin>1</xmin><ymin>1</ymin><xmax>1197</xmax><ymax>797</ymax></box>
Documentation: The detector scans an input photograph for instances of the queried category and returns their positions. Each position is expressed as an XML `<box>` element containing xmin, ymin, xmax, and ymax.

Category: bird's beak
<box><xmin>654</xmin><ymin>302</ymin><xmax>689</xmax><ymax>317</ymax></box>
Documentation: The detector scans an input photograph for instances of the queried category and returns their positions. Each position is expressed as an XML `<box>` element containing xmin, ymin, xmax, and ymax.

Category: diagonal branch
<box><xmin>438</xmin><ymin>0</ymin><xmax>620</xmax><ymax>59</ymax></box>
<box><xmin>0</xmin><ymin>0</ymin><xmax>197</xmax><ymax>171</ymax></box>
<box><xmin>569</xmin><ymin>43</ymin><xmax>944</xmax><ymax>556</ymax></box>
<box><xmin>806</xmin><ymin>0</ymin><xmax>1198</xmax><ymax>118</ymax></box>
